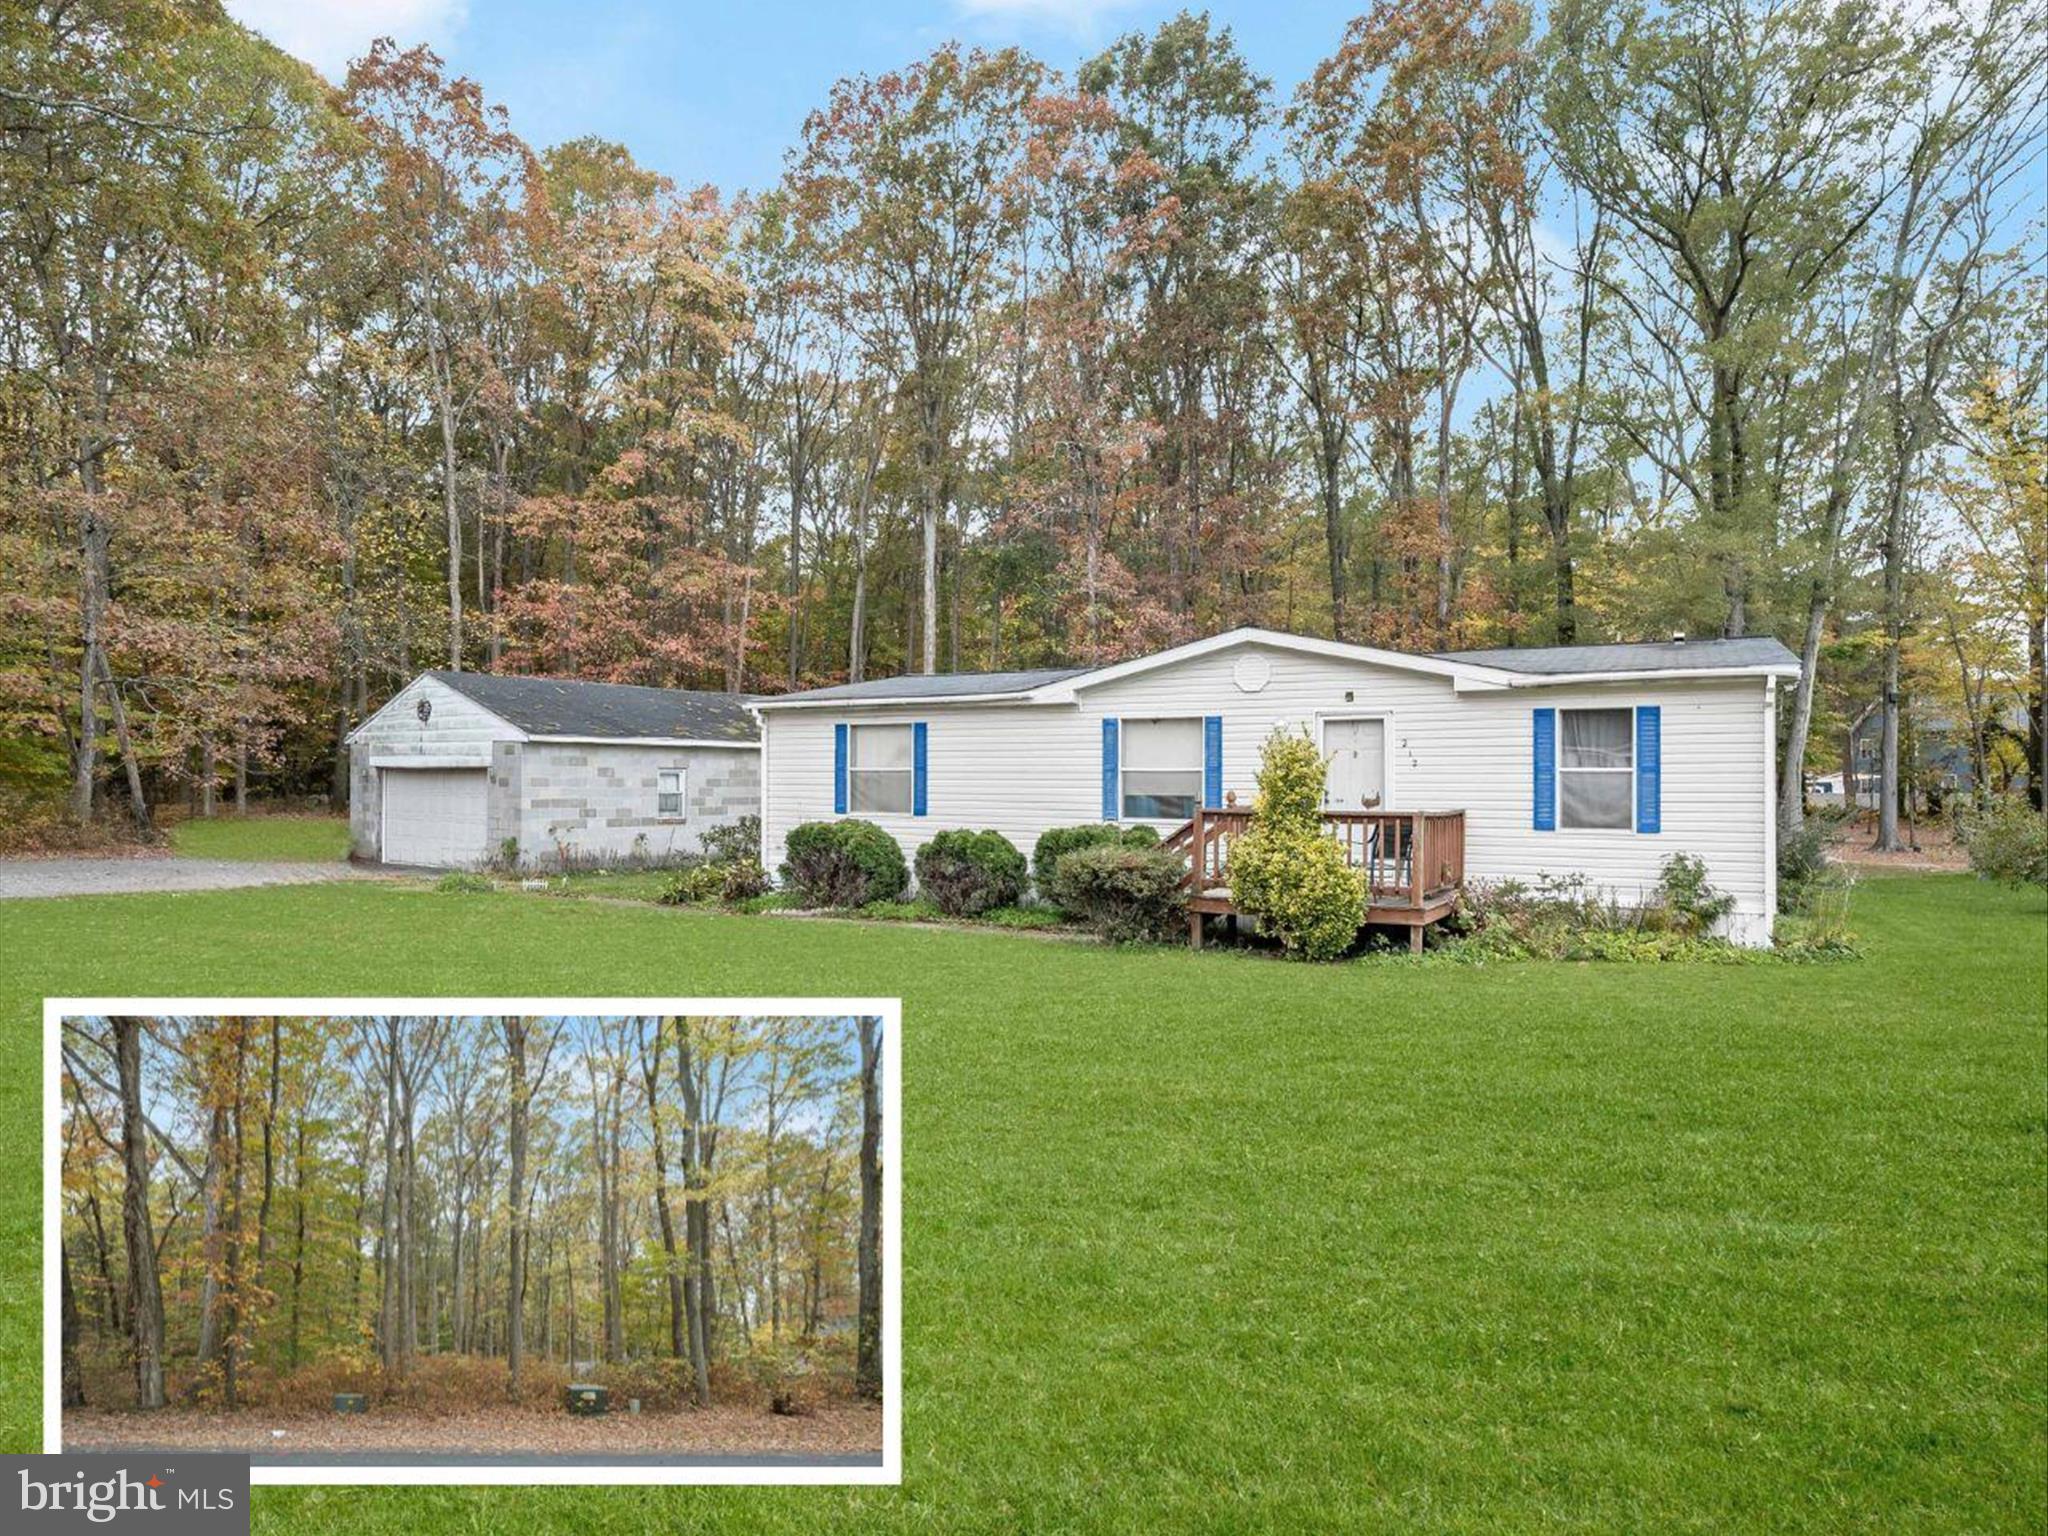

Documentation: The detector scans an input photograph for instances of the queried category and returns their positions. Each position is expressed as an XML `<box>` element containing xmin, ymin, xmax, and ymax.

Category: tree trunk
<box><xmin>855</xmin><ymin>1015</ymin><xmax>882</xmax><ymax>1402</ymax></box>
<box><xmin>94</xmin><ymin>643</ymin><xmax>150</xmax><ymax>832</ymax></box>
<box><xmin>503</xmin><ymin>1018</ymin><xmax>532</xmax><ymax>1397</ymax></box>
<box><xmin>70</xmin><ymin>510</ymin><xmax>104</xmax><ymax>823</ymax></box>
<box><xmin>673</xmin><ymin>1018</ymin><xmax>713</xmax><ymax>1406</ymax></box>
<box><xmin>114</xmin><ymin>1017</ymin><xmax>166</xmax><ymax>1409</ymax></box>
<box><xmin>641</xmin><ymin>1021</ymin><xmax>687</xmax><ymax>1359</ymax></box>
<box><xmin>919</xmin><ymin>480</ymin><xmax>939</xmax><ymax>676</ymax></box>
<box><xmin>221</xmin><ymin>1025</ymin><xmax>248</xmax><ymax>1409</ymax></box>
<box><xmin>62</xmin><ymin>1240</ymin><xmax>86</xmax><ymax>1409</ymax></box>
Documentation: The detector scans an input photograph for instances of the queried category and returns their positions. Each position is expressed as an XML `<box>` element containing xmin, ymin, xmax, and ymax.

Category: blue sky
<box><xmin>224</xmin><ymin>1</ymin><xmax>1357</xmax><ymax>195</ymax></box>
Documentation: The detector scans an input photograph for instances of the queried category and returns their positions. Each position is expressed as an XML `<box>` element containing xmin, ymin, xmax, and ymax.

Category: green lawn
<box><xmin>1</xmin><ymin>874</ymin><xmax>2041</xmax><ymax>1532</ymax></box>
<box><xmin>167</xmin><ymin>813</ymin><xmax>351</xmax><ymax>862</ymax></box>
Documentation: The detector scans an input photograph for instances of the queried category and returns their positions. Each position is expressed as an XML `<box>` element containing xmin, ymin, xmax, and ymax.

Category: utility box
<box><xmin>332</xmin><ymin>1393</ymin><xmax>368</xmax><ymax>1414</ymax></box>
<box><xmin>566</xmin><ymin>1383</ymin><xmax>609</xmax><ymax>1416</ymax></box>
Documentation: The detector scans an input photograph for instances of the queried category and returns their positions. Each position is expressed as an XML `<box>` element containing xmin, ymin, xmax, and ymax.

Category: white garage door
<box><xmin>380</xmin><ymin>768</ymin><xmax>489</xmax><ymax>868</ymax></box>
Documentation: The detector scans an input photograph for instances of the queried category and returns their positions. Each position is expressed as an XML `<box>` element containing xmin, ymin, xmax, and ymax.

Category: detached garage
<box><xmin>346</xmin><ymin>670</ymin><xmax>760</xmax><ymax>870</ymax></box>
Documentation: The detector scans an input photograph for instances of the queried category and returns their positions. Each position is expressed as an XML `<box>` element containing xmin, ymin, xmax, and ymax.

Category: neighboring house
<box><xmin>752</xmin><ymin>627</ymin><xmax>1800</xmax><ymax>946</ymax></box>
<box><xmin>347</xmin><ymin>670</ymin><xmax>760</xmax><ymax>869</ymax></box>
<box><xmin>1846</xmin><ymin>706</ymin><xmax>2027</xmax><ymax>809</ymax></box>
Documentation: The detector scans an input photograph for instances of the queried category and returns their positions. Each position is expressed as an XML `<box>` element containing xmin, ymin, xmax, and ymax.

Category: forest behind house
<box><xmin>1</xmin><ymin>0</ymin><xmax>2042</xmax><ymax>854</ymax></box>
<box><xmin>60</xmin><ymin>1014</ymin><xmax>886</xmax><ymax>1423</ymax></box>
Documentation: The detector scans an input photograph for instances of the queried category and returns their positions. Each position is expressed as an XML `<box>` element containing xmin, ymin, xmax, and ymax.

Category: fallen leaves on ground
<box><xmin>64</xmin><ymin>1403</ymin><xmax>881</xmax><ymax>1458</ymax></box>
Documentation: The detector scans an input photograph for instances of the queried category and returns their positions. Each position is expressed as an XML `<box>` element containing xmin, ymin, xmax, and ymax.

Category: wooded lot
<box><xmin>59</xmin><ymin>1013</ymin><xmax>886</xmax><ymax>1423</ymax></box>
<box><xmin>2</xmin><ymin>0</ymin><xmax>2041</xmax><ymax>850</ymax></box>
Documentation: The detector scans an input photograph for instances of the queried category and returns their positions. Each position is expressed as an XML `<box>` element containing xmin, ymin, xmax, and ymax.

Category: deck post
<box><xmin>1409</xmin><ymin>922</ymin><xmax>1424</xmax><ymax>955</ymax></box>
<box><xmin>1188</xmin><ymin>910</ymin><xmax>1203</xmax><ymax>949</ymax></box>
<box><xmin>1411</xmin><ymin>813</ymin><xmax>1429</xmax><ymax>908</ymax></box>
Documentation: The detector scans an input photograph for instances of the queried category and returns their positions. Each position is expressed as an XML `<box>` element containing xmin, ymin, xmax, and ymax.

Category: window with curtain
<box><xmin>1558</xmin><ymin>708</ymin><xmax>1634</xmax><ymax>829</ymax></box>
<box><xmin>657</xmin><ymin>768</ymin><xmax>686</xmax><ymax>818</ymax></box>
<box><xmin>1121</xmin><ymin>717</ymin><xmax>1203</xmax><ymax>821</ymax></box>
<box><xmin>849</xmin><ymin>724</ymin><xmax>915</xmax><ymax>814</ymax></box>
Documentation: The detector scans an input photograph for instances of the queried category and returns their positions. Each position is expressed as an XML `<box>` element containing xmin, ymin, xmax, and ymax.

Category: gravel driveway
<box><xmin>0</xmin><ymin>857</ymin><xmax>373</xmax><ymax>899</ymax></box>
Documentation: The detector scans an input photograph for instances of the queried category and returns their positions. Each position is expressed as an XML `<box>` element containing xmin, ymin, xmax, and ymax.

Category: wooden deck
<box><xmin>1161</xmin><ymin>807</ymin><xmax>1466</xmax><ymax>952</ymax></box>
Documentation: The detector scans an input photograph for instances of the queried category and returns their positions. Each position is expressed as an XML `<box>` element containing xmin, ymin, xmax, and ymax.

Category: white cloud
<box><xmin>952</xmin><ymin>0</ymin><xmax>1139</xmax><ymax>40</ymax></box>
<box><xmin>223</xmin><ymin>0</ymin><xmax>469</xmax><ymax>79</ymax></box>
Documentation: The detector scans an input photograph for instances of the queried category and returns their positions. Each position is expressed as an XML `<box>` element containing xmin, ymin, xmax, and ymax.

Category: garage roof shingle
<box><xmin>427</xmin><ymin>670</ymin><xmax>758</xmax><ymax>743</ymax></box>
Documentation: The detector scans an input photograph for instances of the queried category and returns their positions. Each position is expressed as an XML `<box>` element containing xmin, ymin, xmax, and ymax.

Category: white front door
<box><xmin>1323</xmin><ymin>718</ymin><xmax>1386</xmax><ymax>811</ymax></box>
<box><xmin>380</xmin><ymin>768</ymin><xmax>490</xmax><ymax>867</ymax></box>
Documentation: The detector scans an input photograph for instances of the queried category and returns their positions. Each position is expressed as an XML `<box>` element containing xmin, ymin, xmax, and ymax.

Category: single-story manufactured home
<box><xmin>347</xmin><ymin>670</ymin><xmax>759</xmax><ymax>869</ymax></box>
<box><xmin>752</xmin><ymin>627</ymin><xmax>1801</xmax><ymax>946</ymax></box>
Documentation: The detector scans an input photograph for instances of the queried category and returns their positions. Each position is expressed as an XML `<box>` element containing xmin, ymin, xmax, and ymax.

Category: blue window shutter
<box><xmin>913</xmin><ymin>721</ymin><xmax>929</xmax><ymax>817</ymax></box>
<box><xmin>833</xmin><ymin>723</ymin><xmax>848</xmax><ymax>816</ymax></box>
<box><xmin>1636</xmin><ymin>706</ymin><xmax>1661</xmax><ymax>833</ymax></box>
<box><xmin>1203</xmin><ymin>716</ymin><xmax>1223</xmax><ymax>809</ymax></box>
<box><xmin>1532</xmin><ymin>708</ymin><xmax>1556</xmax><ymax>831</ymax></box>
<box><xmin>1102</xmin><ymin>719</ymin><xmax>1120</xmax><ymax>821</ymax></box>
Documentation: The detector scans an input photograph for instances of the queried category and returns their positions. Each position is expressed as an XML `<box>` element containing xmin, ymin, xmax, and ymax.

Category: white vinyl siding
<box><xmin>760</xmin><ymin>638</ymin><xmax>1776</xmax><ymax>944</ymax></box>
<box><xmin>1121</xmin><ymin>717</ymin><xmax>1203</xmax><ymax>821</ymax></box>
<box><xmin>1558</xmin><ymin>707</ymin><xmax>1633</xmax><ymax>829</ymax></box>
<box><xmin>849</xmin><ymin>724</ymin><xmax>915</xmax><ymax>815</ymax></box>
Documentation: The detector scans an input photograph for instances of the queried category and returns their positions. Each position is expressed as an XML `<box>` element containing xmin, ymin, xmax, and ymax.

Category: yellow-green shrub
<box><xmin>1228</xmin><ymin>728</ymin><xmax>1365</xmax><ymax>961</ymax></box>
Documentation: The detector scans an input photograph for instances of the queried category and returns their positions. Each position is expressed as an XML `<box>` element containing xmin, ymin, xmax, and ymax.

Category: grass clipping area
<box><xmin>3</xmin><ymin>872</ymin><xmax>2043</xmax><ymax>1531</ymax></box>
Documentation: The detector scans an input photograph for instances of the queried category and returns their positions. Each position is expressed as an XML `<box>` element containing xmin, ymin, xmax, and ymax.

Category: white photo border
<box><xmin>43</xmin><ymin>996</ymin><xmax>903</xmax><ymax>1488</ymax></box>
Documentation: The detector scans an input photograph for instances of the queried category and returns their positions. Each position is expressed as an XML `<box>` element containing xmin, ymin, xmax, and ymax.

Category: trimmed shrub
<box><xmin>1032</xmin><ymin>822</ymin><xmax>1160</xmax><ymax>890</ymax></box>
<box><xmin>914</xmin><ymin>828</ymin><xmax>1028</xmax><ymax>916</ymax></box>
<box><xmin>1033</xmin><ymin>823</ymin><xmax>1122</xmax><ymax>888</ymax></box>
<box><xmin>701</xmin><ymin>814</ymin><xmax>761</xmax><ymax>867</ymax></box>
<box><xmin>1959</xmin><ymin>796</ymin><xmax>2048</xmax><ymax>888</ymax></box>
<box><xmin>780</xmin><ymin>819</ymin><xmax>908</xmax><ymax>907</ymax></box>
<box><xmin>1228</xmin><ymin>729</ymin><xmax>1366</xmax><ymax>961</ymax></box>
<box><xmin>1045</xmin><ymin>842</ymin><xmax>1189</xmax><ymax>943</ymax></box>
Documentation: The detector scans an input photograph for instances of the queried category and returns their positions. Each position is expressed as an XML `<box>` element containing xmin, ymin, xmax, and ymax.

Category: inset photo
<box><xmin>45</xmin><ymin>999</ymin><xmax>898</xmax><ymax>1485</ymax></box>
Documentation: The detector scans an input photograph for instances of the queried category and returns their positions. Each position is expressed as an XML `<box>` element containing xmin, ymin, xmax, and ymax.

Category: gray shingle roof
<box><xmin>763</xmin><ymin>667</ymin><xmax>1088</xmax><ymax>705</ymax></box>
<box><xmin>1433</xmin><ymin>636</ymin><xmax>1800</xmax><ymax>676</ymax></box>
<box><xmin>427</xmin><ymin>671</ymin><xmax>758</xmax><ymax>742</ymax></box>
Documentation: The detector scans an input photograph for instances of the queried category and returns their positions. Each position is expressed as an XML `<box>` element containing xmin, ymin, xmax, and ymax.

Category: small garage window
<box><xmin>657</xmin><ymin>768</ymin><xmax>687</xmax><ymax>819</ymax></box>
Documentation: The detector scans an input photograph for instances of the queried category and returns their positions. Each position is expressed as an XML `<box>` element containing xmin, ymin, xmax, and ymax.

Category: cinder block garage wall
<box><xmin>509</xmin><ymin>742</ymin><xmax>760</xmax><ymax>868</ymax></box>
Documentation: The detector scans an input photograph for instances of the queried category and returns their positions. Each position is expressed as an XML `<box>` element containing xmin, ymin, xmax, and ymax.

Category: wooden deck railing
<box><xmin>1162</xmin><ymin>807</ymin><xmax>1465</xmax><ymax>910</ymax></box>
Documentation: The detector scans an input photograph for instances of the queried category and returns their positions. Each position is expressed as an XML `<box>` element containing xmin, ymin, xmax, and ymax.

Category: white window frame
<box><xmin>1557</xmin><ymin>706</ymin><xmax>1636</xmax><ymax>832</ymax></box>
<box><xmin>847</xmin><ymin>722</ymin><xmax>916</xmax><ymax>817</ymax></box>
<box><xmin>1118</xmin><ymin>716</ymin><xmax>1205</xmax><ymax>824</ymax></box>
<box><xmin>1313</xmin><ymin>711</ymin><xmax>1396</xmax><ymax>811</ymax></box>
<box><xmin>657</xmin><ymin>767</ymin><xmax>688</xmax><ymax>821</ymax></box>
